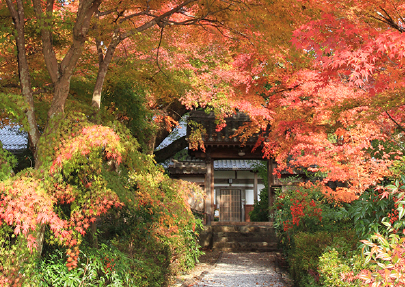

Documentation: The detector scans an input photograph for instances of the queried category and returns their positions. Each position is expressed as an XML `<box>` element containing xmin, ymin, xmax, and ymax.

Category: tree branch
<box><xmin>386</xmin><ymin>111</ymin><xmax>405</xmax><ymax>133</ymax></box>
<box><xmin>32</xmin><ymin>0</ymin><xmax>60</xmax><ymax>83</ymax></box>
<box><xmin>118</xmin><ymin>11</ymin><xmax>148</xmax><ymax>24</ymax></box>
<box><xmin>121</xmin><ymin>0</ymin><xmax>199</xmax><ymax>38</ymax></box>
<box><xmin>153</xmin><ymin>27</ymin><xmax>168</xmax><ymax>78</ymax></box>
<box><xmin>60</xmin><ymin>0</ymin><xmax>102</xmax><ymax>77</ymax></box>
<box><xmin>370</xmin><ymin>7</ymin><xmax>405</xmax><ymax>32</ymax></box>
<box><xmin>154</xmin><ymin>135</ymin><xmax>188</xmax><ymax>162</ymax></box>
<box><xmin>154</xmin><ymin>102</ymin><xmax>188</xmax><ymax>148</ymax></box>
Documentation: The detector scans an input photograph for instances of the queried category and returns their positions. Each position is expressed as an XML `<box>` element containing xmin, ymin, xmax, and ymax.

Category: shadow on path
<box><xmin>173</xmin><ymin>252</ymin><xmax>289</xmax><ymax>287</ymax></box>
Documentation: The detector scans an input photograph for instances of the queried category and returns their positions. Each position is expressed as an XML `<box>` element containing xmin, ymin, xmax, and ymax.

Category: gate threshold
<box><xmin>210</xmin><ymin>222</ymin><xmax>274</xmax><ymax>226</ymax></box>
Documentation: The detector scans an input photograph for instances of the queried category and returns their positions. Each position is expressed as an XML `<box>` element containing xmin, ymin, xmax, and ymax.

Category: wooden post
<box><xmin>205</xmin><ymin>156</ymin><xmax>213</xmax><ymax>225</ymax></box>
<box><xmin>267</xmin><ymin>159</ymin><xmax>274</xmax><ymax>221</ymax></box>
<box><xmin>210</xmin><ymin>159</ymin><xmax>215</xmax><ymax>222</ymax></box>
<box><xmin>254</xmin><ymin>172</ymin><xmax>258</xmax><ymax>202</ymax></box>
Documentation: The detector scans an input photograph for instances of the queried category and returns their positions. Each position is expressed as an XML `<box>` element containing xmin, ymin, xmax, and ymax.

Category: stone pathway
<box><xmin>190</xmin><ymin>252</ymin><xmax>287</xmax><ymax>287</ymax></box>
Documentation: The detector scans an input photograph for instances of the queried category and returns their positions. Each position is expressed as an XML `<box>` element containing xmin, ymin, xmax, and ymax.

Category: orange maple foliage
<box><xmin>222</xmin><ymin>0</ymin><xmax>405</xmax><ymax>199</ymax></box>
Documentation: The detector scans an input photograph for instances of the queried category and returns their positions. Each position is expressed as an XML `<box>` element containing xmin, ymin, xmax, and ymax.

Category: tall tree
<box><xmin>2</xmin><ymin>0</ymin><xmax>253</xmax><ymax>161</ymax></box>
<box><xmin>5</xmin><ymin>0</ymin><xmax>40</xmax><ymax>156</ymax></box>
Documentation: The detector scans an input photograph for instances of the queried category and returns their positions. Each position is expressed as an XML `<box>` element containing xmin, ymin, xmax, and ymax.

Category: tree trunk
<box><xmin>5</xmin><ymin>0</ymin><xmax>40</xmax><ymax>158</ymax></box>
<box><xmin>47</xmin><ymin>77</ymin><xmax>72</xmax><ymax>118</ymax></box>
<box><xmin>31</xmin><ymin>0</ymin><xmax>102</xmax><ymax>118</ymax></box>
<box><xmin>92</xmin><ymin>37</ymin><xmax>120</xmax><ymax>109</ymax></box>
<box><xmin>89</xmin><ymin>39</ymin><xmax>120</xmax><ymax>246</ymax></box>
<box><xmin>5</xmin><ymin>0</ymin><xmax>44</xmax><ymax>254</ymax></box>
<box><xmin>35</xmin><ymin>225</ymin><xmax>46</xmax><ymax>257</ymax></box>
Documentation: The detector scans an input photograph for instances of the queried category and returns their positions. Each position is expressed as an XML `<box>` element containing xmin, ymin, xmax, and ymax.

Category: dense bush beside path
<box><xmin>274</xmin><ymin>167</ymin><xmax>405</xmax><ymax>287</ymax></box>
<box><xmin>0</xmin><ymin>116</ymin><xmax>203</xmax><ymax>286</ymax></box>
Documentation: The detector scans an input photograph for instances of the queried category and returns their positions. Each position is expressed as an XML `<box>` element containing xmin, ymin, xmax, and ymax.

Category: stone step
<box><xmin>213</xmin><ymin>235</ymin><xmax>274</xmax><ymax>244</ymax></box>
<box><xmin>211</xmin><ymin>222</ymin><xmax>274</xmax><ymax>226</ymax></box>
<box><xmin>212</xmin><ymin>225</ymin><xmax>274</xmax><ymax>233</ymax></box>
<box><xmin>212</xmin><ymin>241</ymin><xmax>278</xmax><ymax>252</ymax></box>
<box><xmin>199</xmin><ymin>223</ymin><xmax>279</xmax><ymax>252</ymax></box>
<box><xmin>213</xmin><ymin>241</ymin><xmax>277</xmax><ymax>248</ymax></box>
<box><xmin>213</xmin><ymin>231</ymin><xmax>277</xmax><ymax>240</ymax></box>
<box><xmin>215</xmin><ymin>247</ymin><xmax>278</xmax><ymax>252</ymax></box>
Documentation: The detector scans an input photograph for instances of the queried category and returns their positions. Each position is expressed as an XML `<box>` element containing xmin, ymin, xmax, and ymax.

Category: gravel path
<box><xmin>190</xmin><ymin>252</ymin><xmax>286</xmax><ymax>287</ymax></box>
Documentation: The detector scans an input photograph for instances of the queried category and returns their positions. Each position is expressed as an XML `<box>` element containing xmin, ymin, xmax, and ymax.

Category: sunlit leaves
<box><xmin>0</xmin><ymin>172</ymin><xmax>67</xmax><ymax>251</ymax></box>
<box><xmin>245</xmin><ymin>0</ymin><xmax>405</xmax><ymax>198</ymax></box>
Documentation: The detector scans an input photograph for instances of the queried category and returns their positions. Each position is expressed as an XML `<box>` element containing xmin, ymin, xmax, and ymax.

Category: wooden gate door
<box><xmin>220</xmin><ymin>189</ymin><xmax>241</xmax><ymax>222</ymax></box>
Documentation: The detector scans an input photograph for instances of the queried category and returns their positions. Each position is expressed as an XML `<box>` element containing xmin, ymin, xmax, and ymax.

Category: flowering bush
<box><xmin>274</xmin><ymin>183</ymin><xmax>326</xmax><ymax>236</ymax></box>
<box><xmin>274</xmin><ymin>182</ymin><xmax>357</xmax><ymax>286</ymax></box>
<box><xmin>287</xmin><ymin>195</ymin><xmax>322</xmax><ymax>230</ymax></box>
<box><xmin>274</xmin><ymin>166</ymin><xmax>405</xmax><ymax>287</ymax></box>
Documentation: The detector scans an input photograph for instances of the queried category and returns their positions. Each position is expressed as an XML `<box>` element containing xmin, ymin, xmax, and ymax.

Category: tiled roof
<box><xmin>214</xmin><ymin>159</ymin><xmax>261</xmax><ymax>170</ymax></box>
<box><xmin>169</xmin><ymin>158</ymin><xmax>206</xmax><ymax>175</ymax></box>
<box><xmin>0</xmin><ymin>127</ymin><xmax>28</xmax><ymax>150</ymax></box>
<box><xmin>169</xmin><ymin>158</ymin><xmax>262</xmax><ymax>175</ymax></box>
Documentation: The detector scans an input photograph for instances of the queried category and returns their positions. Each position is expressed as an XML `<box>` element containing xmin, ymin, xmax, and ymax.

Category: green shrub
<box><xmin>318</xmin><ymin>249</ymin><xmax>362</xmax><ymax>287</ymax></box>
<box><xmin>249</xmin><ymin>187</ymin><xmax>269</xmax><ymax>222</ymax></box>
<box><xmin>36</xmin><ymin>241</ymin><xmax>185</xmax><ymax>287</ymax></box>
<box><xmin>0</xmin><ymin>142</ymin><xmax>17</xmax><ymax>181</ymax></box>
<box><xmin>317</xmin><ymin>233</ymin><xmax>363</xmax><ymax>287</ymax></box>
<box><xmin>0</xmin><ymin>225</ymin><xmax>37</xmax><ymax>286</ymax></box>
<box><xmin>288</xmin><ymin>229</ymin><xmax>359</xmax><ymax>287</ymax></box>
<box><xmin>35</xmin><ymin>244</ymin><xmax>135</xmax><ymax>286</ymax></box>
<box><xmin>317</xmin><ymin>177</ymin><xmax>405</xmax><ymax>287</ymax></box>
<box><xmin>288</xmin><ymin>231</ymin><xmax>332</xmax><ymax>285</ymax></box>
<box><xmin>248</xmin><ymin>161</ymin><xmax>271</xmax><ymax>222</ymax></box>
<box><xmin>353</xmin><ymin>176</ymin><xmax>405</xmax><ymax>286</ymax></box>
<box><xmin>348</xmin><ymin>185</ymin><xmax>397</xmax><ymax>238</ymax></box>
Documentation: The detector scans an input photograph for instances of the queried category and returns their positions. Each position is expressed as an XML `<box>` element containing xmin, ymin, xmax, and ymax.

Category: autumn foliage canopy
<box><xmin>240</xmin><ymin>0</ymin><xmax>405</xmax><ymax>200</ymax></box>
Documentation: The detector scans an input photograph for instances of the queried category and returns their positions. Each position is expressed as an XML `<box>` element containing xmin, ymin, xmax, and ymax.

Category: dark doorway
<box><xmin>220</xmin><ymin>189</ymin><xmax>242</xmax><ymax>222</ymax></box>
